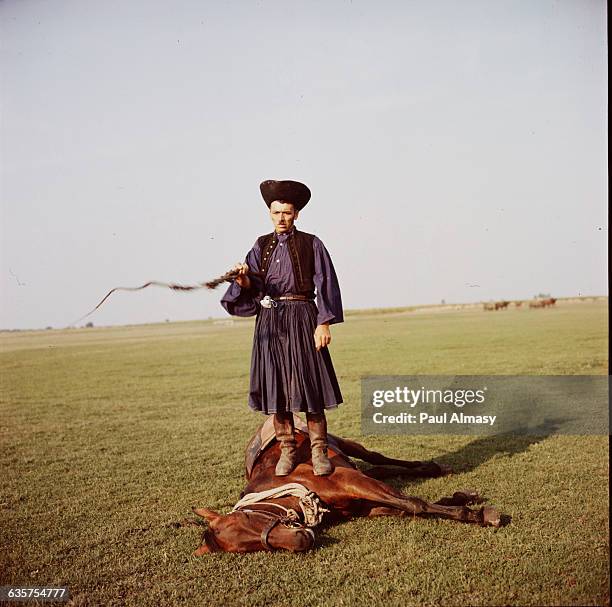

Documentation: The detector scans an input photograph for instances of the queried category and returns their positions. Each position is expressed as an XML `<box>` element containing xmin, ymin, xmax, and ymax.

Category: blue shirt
<box><xmin>221</xmin><ymin>230</ymin><xmax>344</xmax><ymax>326</ymax></box>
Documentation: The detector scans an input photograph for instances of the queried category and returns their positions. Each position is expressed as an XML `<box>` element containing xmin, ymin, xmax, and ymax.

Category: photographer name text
<box><xmin>369</xmin><ymin>386</ymin><xmax>496</xmax><ymax>427</ymax></box>
<box><xmin>372</xmin><ymin>411</ymin><xmax>496</xmax><ymax>426</ymax></box>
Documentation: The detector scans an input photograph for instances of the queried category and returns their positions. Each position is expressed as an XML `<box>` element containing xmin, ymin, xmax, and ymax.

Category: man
<box><xmin>221</xmin><ymin>179</ymin><xmax>343</xmax><ymax>476</ymax></box>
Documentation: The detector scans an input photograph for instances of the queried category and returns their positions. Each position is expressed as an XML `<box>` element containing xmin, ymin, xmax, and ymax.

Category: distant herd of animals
<box><xmin>483</xmin><ymin>298</ymin><xmax>557</xmax><ymax>311</ymax></box>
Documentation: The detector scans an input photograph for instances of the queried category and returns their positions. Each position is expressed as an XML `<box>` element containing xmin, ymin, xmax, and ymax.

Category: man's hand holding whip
<box><xmin>232</xmin><ymin>263</ymin><xmax>251</xmax><ymax>290</ymax></box>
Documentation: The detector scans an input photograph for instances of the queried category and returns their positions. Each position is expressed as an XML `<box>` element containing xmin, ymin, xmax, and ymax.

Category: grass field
<box><xmin>1</xmin><ymin>299</ymin><xmax>609</xmax><ymax>606</ymax></box>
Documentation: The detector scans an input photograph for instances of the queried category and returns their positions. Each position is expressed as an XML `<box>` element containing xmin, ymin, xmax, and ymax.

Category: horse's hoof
<box><xmin>482</xmin><ymin>506</ymin><xmax>501</xmax><ymax>527</ymax></box>
<box><xmin>434</xmin><ymin>462</ymin><xmax>453</xmax><ymax>476</ymax></box>
<box><xmin>453</xmin><ymin>489</ymin><xmax>482</xmax><ymax>504</ymax></box>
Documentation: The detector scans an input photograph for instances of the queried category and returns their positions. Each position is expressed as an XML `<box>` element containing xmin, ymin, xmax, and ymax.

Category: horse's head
<box><xmin>192</xmin><ymin>507</ymin><xmax>315</xmax><ymax>554</ymax></box>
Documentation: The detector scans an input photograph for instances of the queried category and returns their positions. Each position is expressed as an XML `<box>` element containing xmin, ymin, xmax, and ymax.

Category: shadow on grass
<box><xmin>439</xmin><ymin>418</ymin><xmax>567</xmax><ymax>469</ymax></box>
<box><xmin>368</xmin><ymin>418</ymin><xmax>569</xmax><ymax>493</ymax></box>
<box><xmin>308</xmin><ymin>533</ymin><xmax>341</xmax><ymax>549</ymax></box>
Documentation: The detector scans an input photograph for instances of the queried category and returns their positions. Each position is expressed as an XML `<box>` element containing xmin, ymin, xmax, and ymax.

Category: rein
<box><xmin>232</xmin><ymin>482</ymin><xmax>329</xmax><ymax>527</ymax></box>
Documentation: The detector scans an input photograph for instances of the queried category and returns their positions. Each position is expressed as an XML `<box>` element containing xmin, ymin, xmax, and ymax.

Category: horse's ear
<box><xmin>193</xmin><ymin>543</ymin><xmax>211</xmax><ymax>556</ymax></box>
<box><xmin>194</xmin><ymin>530</ymin><xmax>221</xmax><ymax>555</ymax></box>
<box><xmin>192</xmin><ymin>507</ymin><xmax>221</xmax><ymax>523</ymax></box>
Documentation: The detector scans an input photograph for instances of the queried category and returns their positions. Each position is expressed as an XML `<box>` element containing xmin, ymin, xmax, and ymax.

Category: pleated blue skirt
<box><xmin>248</xmin><ymin>301</ymin><xmax>343</xmax><ymax>414</ymax></box>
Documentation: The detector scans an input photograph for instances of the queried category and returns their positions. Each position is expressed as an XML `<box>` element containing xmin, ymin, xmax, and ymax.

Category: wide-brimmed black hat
<box><xmin>260</xmin><ymin>180</ymin><xmax>311</xmax><ymax>211</ymax></box>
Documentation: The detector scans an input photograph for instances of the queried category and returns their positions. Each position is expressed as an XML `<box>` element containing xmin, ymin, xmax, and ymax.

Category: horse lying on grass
<box><xmin>192</xmin><ymin>415</ymin><xmax>503</xmax><ymax>554</ymax></box>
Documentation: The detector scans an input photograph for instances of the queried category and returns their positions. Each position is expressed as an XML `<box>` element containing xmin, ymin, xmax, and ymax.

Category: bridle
<box><xmin>201</xmin><ymin>483</ymin><xmax>326</xmax><ymax>552</ymax></box>
<box><xmin>233</xmin><ymin>504</ymin><xmax>315</xmax><ymax>551</ymax></box>
<box><xmin>231</xmin><ymin>483</ymin><xmax>328</xmax><ymax>550</ymax></box>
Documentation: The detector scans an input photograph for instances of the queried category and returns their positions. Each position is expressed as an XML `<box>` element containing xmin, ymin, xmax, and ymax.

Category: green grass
<box><xmin>1</xmin><ymin>300</ymin><xmax>608</xmax><ymax>606</ymax></box>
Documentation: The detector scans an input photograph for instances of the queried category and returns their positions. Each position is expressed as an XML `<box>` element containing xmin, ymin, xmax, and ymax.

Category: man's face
<box><xmin>269</xmin><ymin>200</ymin><xmax>299</xmax><ymax>234</ymax></box>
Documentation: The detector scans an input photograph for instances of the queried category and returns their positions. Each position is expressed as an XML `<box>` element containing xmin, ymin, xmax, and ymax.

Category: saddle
<box><xmin>244</xmin><ymin>413</ymin><xmax>345</xmax><ymax>479</ymax></box>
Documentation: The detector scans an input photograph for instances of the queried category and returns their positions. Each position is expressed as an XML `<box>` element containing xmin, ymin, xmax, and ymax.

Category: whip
<box><xmin>70</xmin><ymin>268</ymin><xmax>262</xmax><ymax>326</ymax></box>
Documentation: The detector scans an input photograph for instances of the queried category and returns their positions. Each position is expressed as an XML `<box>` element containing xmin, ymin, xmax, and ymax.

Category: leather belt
<box><xmin>274</xmin><ymin>294</ymin><xmax>313</xmax><ymax>301</ymax></box>
<box><xmin>260</xmin><ymin>294</ymin><xmax>314</xmax><ymax>308</ymax></box>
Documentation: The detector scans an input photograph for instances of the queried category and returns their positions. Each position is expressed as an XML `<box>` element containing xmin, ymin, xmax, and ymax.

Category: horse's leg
<box><xmin>327</xmin><ymin>469</ymin><xmax>499</xmax><ymax>526</ymax></box>
<box><xmin>362</xmin><ymin>465</ymin><xmax>445</xmax><ymax>480</ymax></box>
<box><xmin>366</xmin><ymin>506</ymin><xmax>407</xmax><ymax>517</ymax></box>
<box><xmin>434</xmin><ymin>490</ymin><xmax>484</xmax><ymax>506</ymax></box>
<box><xmin>363</xmin><ymin>492</ymin><xmax>482</xmax><ymax>517</ymax></box>
<box><xmin>331</xmin><ymin>435</ymin><xmax>450</xmax><ymax>477</ymax></box>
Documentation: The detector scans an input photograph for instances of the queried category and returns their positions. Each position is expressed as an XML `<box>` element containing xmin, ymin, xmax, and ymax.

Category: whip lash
<box><xmin>71</xmin><ymin>268</ymin><xmax>262</xmax><ymax>326</ymax></box>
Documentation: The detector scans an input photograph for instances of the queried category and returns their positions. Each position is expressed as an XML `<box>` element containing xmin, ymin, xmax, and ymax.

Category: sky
<box><xmin>0</xmin><ymin>0</ymin><xmax>607</xmax><ymax>330</ymax></box>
